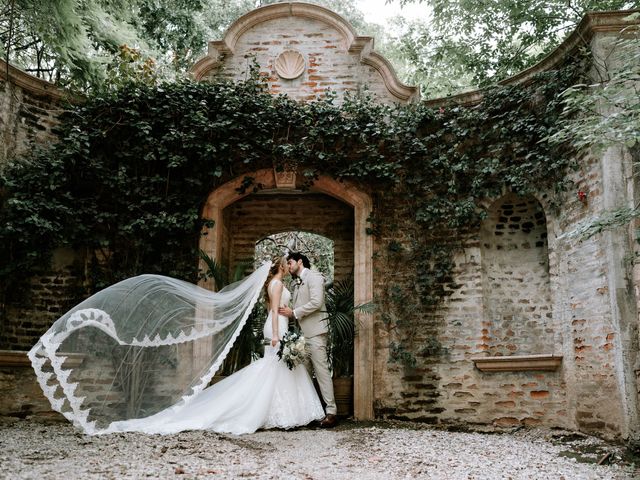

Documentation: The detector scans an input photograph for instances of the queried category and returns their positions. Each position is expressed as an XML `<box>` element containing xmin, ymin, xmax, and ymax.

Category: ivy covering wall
<box><xmin>0</xmin><ymin>63</ymin><xmax>581</xmax><ymax>359</ymax></box>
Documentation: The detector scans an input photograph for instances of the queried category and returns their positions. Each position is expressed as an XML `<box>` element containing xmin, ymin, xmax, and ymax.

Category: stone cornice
<box><xmin>190</xmin><ymin>2</ymin><xmax>418</xmax><ymax>102</ymax></box>
<box><xmin>423</xmin><ymin>9</ymin><xmax>640</xmax><ymax>108</ymax></box>
<box><xmin>472</xmin><ymin>354</ymin><xmax>563</xmax><ymax>372</ymax></box>
<box><xmin>0</xmin><ymin>60</ymin><xmax>69</xmax><ymax>101</ymax></box>
<box><xmin>360</xmin><ymin>50</ymin><xmax>419</xmax><ymax>102</ymax></box>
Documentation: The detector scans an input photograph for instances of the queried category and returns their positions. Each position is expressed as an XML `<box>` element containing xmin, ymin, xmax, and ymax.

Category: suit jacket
<box><xmin>293</xmin><ymin>268</ymin><xmax>328</xmax><ymax>338</ymax></box>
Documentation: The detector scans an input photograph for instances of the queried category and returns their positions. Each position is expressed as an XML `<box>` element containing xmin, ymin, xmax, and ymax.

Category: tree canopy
<box><xmin>393</xmin><ymin>0</ymin><xmax>639</xmax><ymax>96</ymax></box>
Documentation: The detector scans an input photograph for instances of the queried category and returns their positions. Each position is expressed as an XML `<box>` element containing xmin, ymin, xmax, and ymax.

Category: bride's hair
<box><xmin>263</xmin><ymin>256</ymin><xmax>286</xmax><ymax>303</ymax></box>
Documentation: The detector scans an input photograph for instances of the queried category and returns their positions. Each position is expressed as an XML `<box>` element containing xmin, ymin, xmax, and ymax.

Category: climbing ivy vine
<box><xmin>0</xmin><ymin>61</ymin><xmax>582</xmax><ymax>364</ymax></box>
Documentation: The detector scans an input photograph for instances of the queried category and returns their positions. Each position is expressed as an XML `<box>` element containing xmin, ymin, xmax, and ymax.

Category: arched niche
<box><xmin>480</xmin><ymin>194</ymin><xmax>553</xmax><ymax>355</ymax></box>
<box><xmin>199</xmin><ymin>169</ymin><xmax>374</xmax><ymax>420</ymax></box>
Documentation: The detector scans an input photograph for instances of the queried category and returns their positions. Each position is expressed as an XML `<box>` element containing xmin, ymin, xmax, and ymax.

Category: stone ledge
<box><xmin>471</xmin><ymin>354</ymin><xmax>562</xmax><ymax>372</ymax></box>
<box><xmin>0</xmin><ymin>350</ymin><xmax>84</xmax><ymax>369</ymax></box>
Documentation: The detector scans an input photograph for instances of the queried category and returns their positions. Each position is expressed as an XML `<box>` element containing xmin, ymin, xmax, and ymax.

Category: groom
<box><xmin>279</xmin><ymin>252</ymin><xmax>338</xmax><ymax>428</ymax></box>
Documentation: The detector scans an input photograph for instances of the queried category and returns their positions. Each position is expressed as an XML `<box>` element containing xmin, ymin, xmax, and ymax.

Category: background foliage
<box><xmin>394</xmin><ymin>0</ymin><xmax>639</xmax><ymax>96</ymax></box>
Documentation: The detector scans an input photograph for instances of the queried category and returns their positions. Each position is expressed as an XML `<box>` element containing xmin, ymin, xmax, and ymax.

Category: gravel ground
<box><xmin>1</xmin><ymin>417</ymin><xmax>638</xmax><ymax>479</ymax></box>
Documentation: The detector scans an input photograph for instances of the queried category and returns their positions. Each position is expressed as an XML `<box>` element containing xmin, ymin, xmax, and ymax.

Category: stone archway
<box><xmin>199</xmin><ymin>169</ymin><xmax>374</xmax><ymax>420</ymax></box>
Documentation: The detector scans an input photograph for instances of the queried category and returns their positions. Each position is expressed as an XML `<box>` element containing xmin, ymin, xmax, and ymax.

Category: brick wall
<box><xmin>0</xmin><ymin>60</ymin><xmax>66</xmax><ymax>167</ymax></box>
<box><xmin>371</xmin><ymin>149</ymin><xmax>633</xmax><ymax>438</ymax></box>
<box><xmin>223</xmin><ymin>193</ymin><xmax>354</xmax><ymax>282</ymax></box>
<box><xmin>1</xmin><ymin>248</ymin><xmax>86</xmax><ymax>351</ymax></box>
<box><xmin>480</xmin><ymin>194</ymin><xmax>553</xmax><ymax>356</ymax></box>
<box><xmin>0</xmin><ymin>351</ymin><xmax>55</xmax><ymax>417</ymax></box>
<box><xmin>199</xmin><ymin>9</ymin><xmax>417</xmax><ymax>105</ymax></box>
<box><xmin>0</xmin><ymin>65</ymin><xmax>80</xmax><ymax>352</ymax></box>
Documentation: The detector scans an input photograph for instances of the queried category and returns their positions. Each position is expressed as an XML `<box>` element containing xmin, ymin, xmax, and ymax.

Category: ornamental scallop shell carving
<box><xmin>275</xmin><ymin>50</ymin><xmax>305</xmax><ymax>80</ymax></box>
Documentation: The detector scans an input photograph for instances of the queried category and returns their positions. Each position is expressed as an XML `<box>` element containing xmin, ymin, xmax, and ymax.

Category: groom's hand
<box><xmin>278</xmin><ymin>306</ymin><xmax>293</xmax><ymax>318</ymax></box>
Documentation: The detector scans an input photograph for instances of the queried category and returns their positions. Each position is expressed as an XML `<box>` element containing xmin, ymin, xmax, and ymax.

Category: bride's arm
<box><xmin>269</xmin><ymin>281</ymin><xmax>284</xmax><ymax>347</ymax></box>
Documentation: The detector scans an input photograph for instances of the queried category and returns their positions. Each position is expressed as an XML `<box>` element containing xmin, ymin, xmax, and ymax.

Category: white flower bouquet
<box><xmin>277</xmin><ymin>329</ymin><xmax>308</xmax><ymax>370</ymax></box>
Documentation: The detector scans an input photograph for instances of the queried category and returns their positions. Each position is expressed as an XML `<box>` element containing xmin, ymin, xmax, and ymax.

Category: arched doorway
<box><xmin>199</xmin><ymin>169</ymin><xmax>374</xmax><ymax>420</ymax></box>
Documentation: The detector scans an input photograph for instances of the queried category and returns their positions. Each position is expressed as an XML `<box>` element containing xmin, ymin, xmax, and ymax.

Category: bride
<box><xmin>29</xmin><ymin>257</ymin><xmax>325</xmax><ymax>435</ymax></box>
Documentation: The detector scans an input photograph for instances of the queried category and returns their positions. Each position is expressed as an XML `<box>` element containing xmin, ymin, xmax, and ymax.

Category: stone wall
<box><xmin>371</xmin><ymin>151</ymin><xmax>628</xmax><ymax>437</ymax></box>
<box><xmin>1</xmin><ymin>249</ymin><xmax>86</xmax><ymax>351</ymax></box>
<box><xmin>0</xmin><ymin>62</ymin><xmax>80</xmax><ymax>352</ymax></box>
<box><xmin>0</xmin><ymin>60</ymin><xmax>67</xmax><ymax>167</ymax></box>
<box><xmin>367</xmin><ymin>15</ymin><xmax>640</xmax><ymax>441</ymax></box>
<box><xmin>0</xmin><ymin>351</ymin><xmax>55</xmax><ymax>417</ymax></box>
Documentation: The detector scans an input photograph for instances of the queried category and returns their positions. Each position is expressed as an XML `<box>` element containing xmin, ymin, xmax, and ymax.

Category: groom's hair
<box><xmin>287</xmin><ymin>252</ymin><xmax>311</xmax><ymax>269</ymax></box>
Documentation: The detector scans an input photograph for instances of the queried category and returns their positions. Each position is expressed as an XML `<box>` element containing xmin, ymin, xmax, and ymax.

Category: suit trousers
<box><xmin>305</xmin><ymin>333</ymin><xmax>337</xmax><ymax>415</ymax></box>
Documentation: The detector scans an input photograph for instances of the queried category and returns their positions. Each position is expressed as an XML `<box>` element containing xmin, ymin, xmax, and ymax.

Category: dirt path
<box><xmin>0</xmin><ymin>417</ymin><xmax>637</xmax><ymax>479</ymax></box>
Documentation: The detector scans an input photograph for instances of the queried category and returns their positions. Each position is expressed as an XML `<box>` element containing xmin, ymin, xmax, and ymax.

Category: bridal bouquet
<box><xmin>277</xmin><ymin>330</ymin><xmax>308</xmax><ymax>370</ymax></box>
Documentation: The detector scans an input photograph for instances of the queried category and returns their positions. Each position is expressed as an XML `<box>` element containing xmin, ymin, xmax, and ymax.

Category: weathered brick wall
<box><xmin>375</xmin><ymin>161</ymin><xmax>608</xmax><ymax>435</ymax></box>
<box><xmin>0</xmin><ymin>60</ymin><xmax>66</xmax><ymax>167</ymax></box>
<box><xmin>0</xmin><ymin>64</ymin><xmax>80</xmax><ymax>352</ymax></box>
<box><xmin>1</xmin><ymin>249</ymin><xmax>85</xmax><ymax>351</ymax></box>
<box><xmin>371</xmin><ymin>150</ymin><xmax>634</xmax><ymax>438</ymax></box>
<box><xmin>480</xmin><ymin>195</ymin><xmax>553</xmax><ymax>356</ymax></box>
<box><xmin>206</xmin><ymin>16</ymin><xmax>396</xmax><ymax>103</ymax></box>
<box><xmin>369</xmin><ymin>25</ymin><xmax>640</xmax><ymax>440</ymax></box>
<box><xmin>0</xmin><ymin>352</ymin><xmax>55</xmax><ymax>417</ymax></box>
<box><xmin>223</xmin><ymin>193</ymin><xmax>354</xmax><ymax>283</ymax></box>
<box><xmin>198</xmin><ymin>4</ymin><xmax>417</xmax><ymax>105</ymax></box>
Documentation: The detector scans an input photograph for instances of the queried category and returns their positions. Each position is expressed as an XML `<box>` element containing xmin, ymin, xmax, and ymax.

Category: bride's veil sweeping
<box><xmin>28</xmin><ymin>262</ymin><xmax>271</xmax><ymax>435</ymax></box>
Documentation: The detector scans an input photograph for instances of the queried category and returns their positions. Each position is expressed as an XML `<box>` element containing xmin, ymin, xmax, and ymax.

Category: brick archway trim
<box><xmin>190</xmin><ymin>2</ymin><xmax>418</xmax><ymax>102</ymax></box>
<box><xmin>200</xmin><ymin>169</ymin><xmax>374</xmax><ymax>420</ymax></box>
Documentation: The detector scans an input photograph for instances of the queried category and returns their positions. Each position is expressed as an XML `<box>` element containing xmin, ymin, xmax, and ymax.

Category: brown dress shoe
<box><xmin>319</xmin><ymin>414</ymin><xmax>338</xmax><ymax>428</ymax></box>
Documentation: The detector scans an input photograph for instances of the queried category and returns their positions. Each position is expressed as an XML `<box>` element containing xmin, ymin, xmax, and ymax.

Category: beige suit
<box><xmin>293</xmin><ymin>268</ymin><xmax>336</xmax><ymax>415</ymax></box>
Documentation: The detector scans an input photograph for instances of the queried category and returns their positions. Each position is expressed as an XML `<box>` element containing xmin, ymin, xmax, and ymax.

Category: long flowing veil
<box><xmin>28</xmin><ymin>262</ymin><xmax>270</xmax><ymax>435</ymax></box>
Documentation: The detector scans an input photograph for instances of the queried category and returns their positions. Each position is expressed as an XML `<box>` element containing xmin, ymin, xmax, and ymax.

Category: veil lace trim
<box><xmin>29</xmin><ymin>262</ymin><xmax>270</xmax><ymax>434</ymax></box>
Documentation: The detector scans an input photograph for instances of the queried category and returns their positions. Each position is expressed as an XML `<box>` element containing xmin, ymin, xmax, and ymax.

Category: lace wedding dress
<box><xmin>105</xmin><ymin>279</ymin><xmax>324</xmax><ymax>435</ymax></box>
<box><xmin>29</xmin><ymin>264</ymin><xmax>324</xmax><ymax>435</ymax></box>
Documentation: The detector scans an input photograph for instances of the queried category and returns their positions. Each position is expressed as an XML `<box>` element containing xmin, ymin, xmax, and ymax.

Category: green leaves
<box><xmin>393</xmin><ymin>0</ymin><xmax>636</xmax><ymax>98</ymax></box>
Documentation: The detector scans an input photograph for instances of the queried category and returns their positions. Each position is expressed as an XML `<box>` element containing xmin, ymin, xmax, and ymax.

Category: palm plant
<box><xmin>198</xmin><ymin>249</ymin><xmax>227</xmax><ymax>290</ymax></box>
<box><xmin>324</xmin><ymin>275</ymin><xmax>374</xmax><ymax>377</ymax></box>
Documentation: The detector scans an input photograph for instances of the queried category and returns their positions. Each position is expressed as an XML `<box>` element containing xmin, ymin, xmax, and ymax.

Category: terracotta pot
<box><xmin>333</xmin><ymin>376</ymin><xmax>353</xmax><ymax>417</ymax></box>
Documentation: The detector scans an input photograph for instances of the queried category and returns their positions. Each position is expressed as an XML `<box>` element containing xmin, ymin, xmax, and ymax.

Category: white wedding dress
<box><xmin>104</xmin><ymin>279</ymin><xmax>325</xmax><ymax>435</ymax></box>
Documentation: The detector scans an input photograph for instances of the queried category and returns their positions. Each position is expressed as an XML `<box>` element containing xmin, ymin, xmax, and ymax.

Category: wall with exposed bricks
<box><xmin>195</xmin><ymin>3</ymin><xmax>418</xmax><ymax>104</ymax></box>
<box><xmin>0</xmin><ymin>60</ymin><xmax>66</xmax><ymax>167</ymax></box>
<box><xmin>223</xmin><ymin>193</ymin><xmax>354</xmax><ymax>283</ymax></box>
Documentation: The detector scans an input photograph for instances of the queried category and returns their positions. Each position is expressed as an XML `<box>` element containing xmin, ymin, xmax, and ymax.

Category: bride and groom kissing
<box><xmin>277</xmin><ymin>252</ymin><xmax>338</xmax><ymax>429</ymax></box>
<box><xmin>31</xmin><ymin>250</ymin><xmax>339</xmax><ymax>435</ymax></box>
